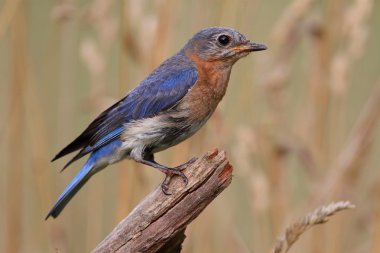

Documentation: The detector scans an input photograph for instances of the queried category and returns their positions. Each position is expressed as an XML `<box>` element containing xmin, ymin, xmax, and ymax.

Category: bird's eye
<box><xmin>217</xmin><ymin>35</ymin><xmax>231</xmax><ymax>46</ymax></box>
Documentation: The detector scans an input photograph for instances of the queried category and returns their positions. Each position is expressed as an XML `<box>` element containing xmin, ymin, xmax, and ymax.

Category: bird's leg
<box><xmin>160</xmin><ymin>157</ymin><xmax>197</xmax><ymax>194</ymax></box>
<box><xmin>137</xmin><ymin>153</ymin><xmax>190</xmax><ymax>195</ymax></box>
<box><xmin>175</xmin><ymin>157</ymin><xmax>198</xmax><ymax>171</ymax></box>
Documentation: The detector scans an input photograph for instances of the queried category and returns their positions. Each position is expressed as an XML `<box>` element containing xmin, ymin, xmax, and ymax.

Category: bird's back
<box><xmin>53</xmin><ymin>50</ymin><xmax>198</xmax><ymax>168</ymax></box>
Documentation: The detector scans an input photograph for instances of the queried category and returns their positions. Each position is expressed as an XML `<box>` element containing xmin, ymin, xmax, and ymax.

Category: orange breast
<box><xmin>180</xmin><ymin>51</ymin><xmax>232</xmax><ymax>121</ymax></box>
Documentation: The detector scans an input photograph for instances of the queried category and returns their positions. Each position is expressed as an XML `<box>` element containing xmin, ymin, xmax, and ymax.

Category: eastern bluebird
<box><xmin>46</xmin><ymin>27</ymin><xmax>266</xmax><ymax>219</ymax></box>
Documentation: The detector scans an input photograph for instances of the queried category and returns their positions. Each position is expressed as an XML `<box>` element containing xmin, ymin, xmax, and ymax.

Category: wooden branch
<box><xmin>93</xmin><ymin>149</ymin><xmax>233</xmax><ymax>253</ymax></box>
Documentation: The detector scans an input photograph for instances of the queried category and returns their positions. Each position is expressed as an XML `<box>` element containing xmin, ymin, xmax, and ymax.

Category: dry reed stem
<box><xmin>329</xmin><ymin>0</ymin><xmax>373</xmax><ymax>155</ymax></box>
<box><xmin>330</xmin><ymin>0</ymin><xmax>372</xmax><ymax>97</ymax></box>
<box><xmin>0</xmin><ymin>0</ymin><xmax>21</xmax><ymax>38</ymax></box>
<box><xmin>263</xmin><ymin>0</ymin><xmax>313</xmax><ymax>87</ymax></box>
<box><xmin>51</xmin><ymin>0</ymin><xmax>75</xmax><ymax>23</ymax></box>
<box><xmin>328</xmin><ymin>0</ymin><xmax>373</xmax><ymax>160</ymax></box>
<box><xmin>5</xmin><ymin>3</ymin><xmax>26</xmax><ymax>253</ymax></box>
<box><xmin>370</xmin><ymin>182</ymin><xmax>380</xmax><ymax>253</ymax></box>
<box><xmin>117</xmin><ymin>2</ymin><xmax>133</xmax><ymax>222</ymax></box>
<box><xmin>273</xmin><ymin>0</ymin><xmax>314</xmax><ymax>45</ymax></box>
<box><xmin>149</xmin><ymin>0</ymin><xmax>177</xmax><ymax>70</ymax></box>
<box><xmin>307</xmin><ymin>17</ymin><xmax>330</xmax><ymax>165</ymax></box>
<box><xmin>256</xmin><ymin>0</ymin><xmax>315</xmax><ymax>237</ymax></box>
<box><xmin>307</xmin><ymin>78</ymin><xmax>380</xmax><ymax>252</ymax></box>
<box><xmin>271</xmin><ymin>201</ymin><xmax>355</xmax><ymax>253</ymax></box>
<box><xmin>78</xmin><ymin>1</ymin><xmax>119</xmax><ymax>250</ymax></box>
<box><xmin>307</xmin><ymin>1</ymin><xmax>373</xmax><ymax>251</ymax></box>
<box><xmin>25</xmin><ymin>69</ymin><xmax>68</xmax><ymax>251</ymax></box>
<box><xmin>315</xmin><ymin>79</ymin><xmax>380</xmax><ymax>202</ymax></box>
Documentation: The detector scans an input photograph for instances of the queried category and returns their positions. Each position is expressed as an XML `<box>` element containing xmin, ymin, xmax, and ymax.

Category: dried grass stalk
<box><xmin>271</xmin><ymin>201</ymin><xmax>355</xmax><ymax>253</ymax></box>
<box><xmin>315</xmin><ymin>79</ymin><xmax>380</xmax><ymax>203</ymax></box>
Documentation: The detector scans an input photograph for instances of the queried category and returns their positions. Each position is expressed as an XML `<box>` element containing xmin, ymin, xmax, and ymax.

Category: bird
<box><xmin>46</xmin><ymin>26</ymin><xmax>266</xmax><ymax>219</ymax></box>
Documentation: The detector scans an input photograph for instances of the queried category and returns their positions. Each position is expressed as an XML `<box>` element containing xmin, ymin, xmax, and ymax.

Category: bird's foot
<box><xmin>160</xmin><ymin>157</ymin><xmax>197</xmax><ymax>195</ymax></box>
<box><xmin>161</xmin><ymin>169</ymin><xmax>188</xmax><ymax>195</ymax></box>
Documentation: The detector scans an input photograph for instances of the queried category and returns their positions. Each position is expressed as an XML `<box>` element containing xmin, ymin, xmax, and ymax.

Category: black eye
<box><xmin>217</xmin><ymin>35</ymin><xmax>231</xmax><ymax>46</ymax></box>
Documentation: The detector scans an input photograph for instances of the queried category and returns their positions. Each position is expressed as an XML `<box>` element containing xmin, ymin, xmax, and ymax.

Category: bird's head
<box><xmin>184</xmin><ymin>27</ymin><xmax>267</xmax><ymax>65</ymax></box>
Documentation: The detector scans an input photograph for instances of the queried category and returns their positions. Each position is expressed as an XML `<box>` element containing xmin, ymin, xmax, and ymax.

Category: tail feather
<box><xmin>46</xmin><ymin>161</ymin><xmax>93</xmax><ymax>219</ymax></box>
<box><xmin>47</xmin><ymin>140</ymin><xmax>123</xmax><ymax>220</ymax></box>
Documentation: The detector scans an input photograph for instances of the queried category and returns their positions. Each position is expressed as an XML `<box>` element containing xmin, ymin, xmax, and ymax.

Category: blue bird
<box><xmin>46</xmin><ymin>27</ymin><xmax>266</xmax><ymax>219</ymax></box>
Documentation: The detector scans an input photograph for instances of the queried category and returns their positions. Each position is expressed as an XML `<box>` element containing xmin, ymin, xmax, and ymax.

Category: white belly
<box><xmin>120</xmin><ymin>113</ymin><xmax>210</xmax><ymax>153</ymax></box>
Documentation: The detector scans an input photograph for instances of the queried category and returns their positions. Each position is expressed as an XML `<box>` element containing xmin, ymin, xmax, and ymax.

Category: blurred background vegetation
<box><xmin>1</xmin><ymin>0</ymin><xmax>380</xmax><ymax>252</ymax></box>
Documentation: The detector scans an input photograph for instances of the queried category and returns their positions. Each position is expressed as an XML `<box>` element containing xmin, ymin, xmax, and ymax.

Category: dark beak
<box><xmin>233</xmin><ymin>41</ymin><xmax>267</xmax><ymax>53</ymax></box>
<box><xmin>245</xmin><ymin>41</ymin><xmax>267</xmax><ymax>52</ymax></box>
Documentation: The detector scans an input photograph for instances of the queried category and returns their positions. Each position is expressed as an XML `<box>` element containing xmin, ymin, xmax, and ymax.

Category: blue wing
<box><xmin>52</xmin><ymin>59</ymin><xmax>198</xmax><ymax>169</ymax></box>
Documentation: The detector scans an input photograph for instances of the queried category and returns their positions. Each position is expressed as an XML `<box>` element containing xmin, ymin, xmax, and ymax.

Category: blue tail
<box><xmin>46</xmin><ymin>159</ymin><xmax>94</xmax><ymax>219</ymax></box>
<box><xmin>46</xmin><ymin>140</ymin><xmax>123</xmax><ymax>219</ymax></box>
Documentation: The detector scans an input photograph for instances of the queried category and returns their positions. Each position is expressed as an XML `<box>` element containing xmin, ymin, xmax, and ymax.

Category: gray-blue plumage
<box><xmin>47</xmin><ymin>27</ymin><xmax>266</xmax><ymax>219</ymax></box>
<box><xmin>47</xmin><ymin>51</ymin><xmax>198</xmax><ymax>219</ymax></box>
<box><xmin>53</xmin><ymin>52</ymin><xmax>198</xmax><ymax>170</ymax></box>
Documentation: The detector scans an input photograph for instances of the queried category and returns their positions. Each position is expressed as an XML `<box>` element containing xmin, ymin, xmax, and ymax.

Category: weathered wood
<box><xmin>92</xmin><ymin>149</ymin><xmax>232</xmax><ymax>253</ymax></box>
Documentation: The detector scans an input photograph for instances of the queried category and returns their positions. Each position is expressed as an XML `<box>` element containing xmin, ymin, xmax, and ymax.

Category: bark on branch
<box><xmin>92</xmin><ymin>149</ymin><xmax>233</xmax><ymax>253</ymax></box>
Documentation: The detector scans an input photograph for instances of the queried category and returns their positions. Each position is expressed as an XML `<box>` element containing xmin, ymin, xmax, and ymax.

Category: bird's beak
<box><xmin>233</xmin><ymin>41</ymin><xmax>267</xmax><ymax>53</ymax></box>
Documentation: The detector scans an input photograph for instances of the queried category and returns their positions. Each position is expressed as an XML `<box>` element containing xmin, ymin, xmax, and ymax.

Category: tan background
<box><xmin>1</xmin><ymin>0</ymin><xmax>380</xmax><ymax>252</ymax></box>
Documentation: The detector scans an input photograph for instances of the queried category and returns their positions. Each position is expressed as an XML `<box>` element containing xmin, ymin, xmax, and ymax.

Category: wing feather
<box><xmin>53</xmin><ymin>64</ymin><xmax>198</xmax><ymax>169</ymax></box>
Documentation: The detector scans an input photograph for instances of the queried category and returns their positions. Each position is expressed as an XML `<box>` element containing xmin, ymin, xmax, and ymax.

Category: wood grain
<box><xmin>92</xmin><ymin>149</ymin><xmax>233</xmax><ymax>253</ymax></box>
